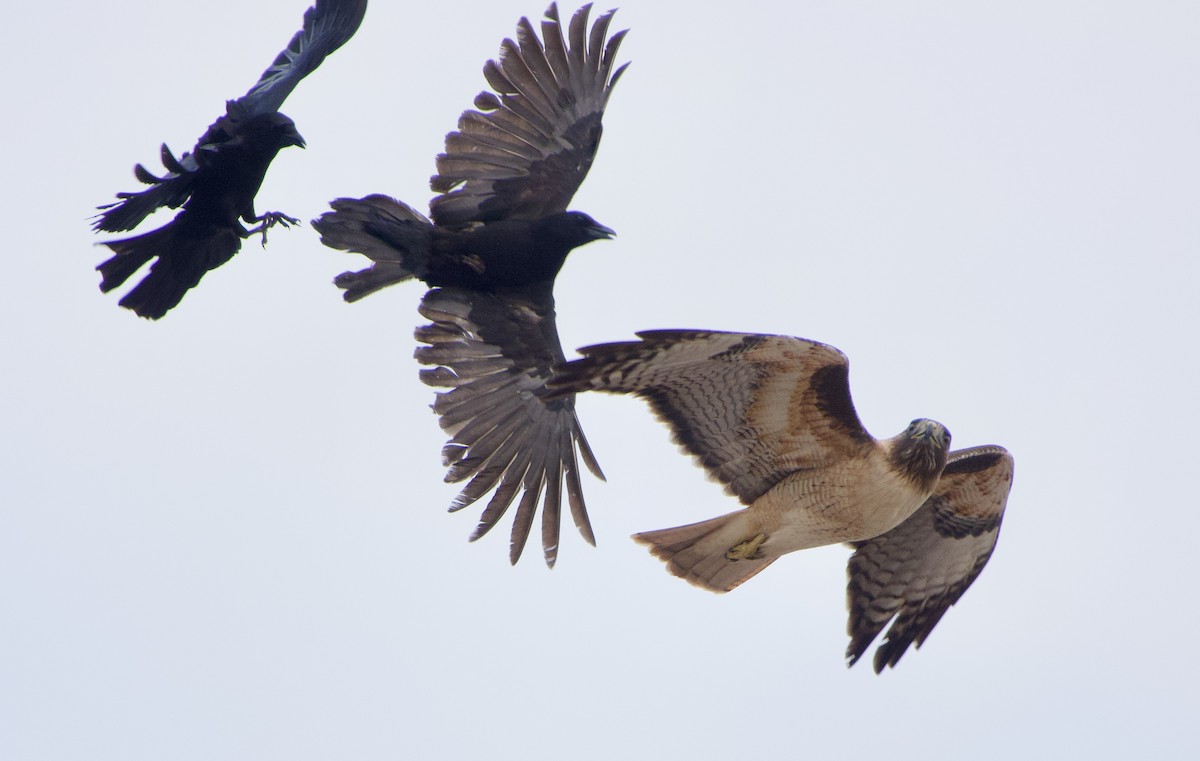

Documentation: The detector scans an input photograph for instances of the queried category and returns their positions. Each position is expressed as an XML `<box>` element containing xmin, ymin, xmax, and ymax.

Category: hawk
<box><xmin>550</xmin><ymin>330</ymin><xmax>1013</xmax><ymax>669</ymax></box>
<box><xmin>94</xmin><ymin>0</ymin><xmax>369</xmax><ymax>319</ymax></box>
<box><xmin>312</xmin><ymin>4</ymin><xmax>628</xmax><ymax>567</ymax></box>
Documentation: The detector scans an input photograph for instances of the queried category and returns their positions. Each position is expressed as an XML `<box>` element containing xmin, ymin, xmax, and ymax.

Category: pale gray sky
<box><xmin>3</xmin><ymin>1</ymin><xmax>1198</xmax><ymax>759</ymax></box>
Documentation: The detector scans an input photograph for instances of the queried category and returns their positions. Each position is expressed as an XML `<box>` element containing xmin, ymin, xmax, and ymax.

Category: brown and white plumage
<box><xmin>552</xmin><ymin>329</ymin><xmax>1013</xmax><ymax>670</ymax></box>
<box><xmin>846</xmin><ymin>445</ymin><xmax>1013</xmax><ymax>672</ymax></box>
<box><xmin>550</xmin><ymin>330</ymin><xmax>953</xmax><ymax>592</ymax></box>
<box><xmin>312</xmin><ymin>4</ymin><xmax>627</xmax><ymax>566</ymax></box>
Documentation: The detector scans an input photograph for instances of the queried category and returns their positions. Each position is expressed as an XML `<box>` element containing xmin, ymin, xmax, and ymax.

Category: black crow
<box><xmin>93</xmin><ymin>0</ymin><xmax>368</xmax><ymax>319</ymax></box>
<box><xmin>312</xmin><ymin>3</ymin><xmax>628</xmax><ymax>566</ymax></box>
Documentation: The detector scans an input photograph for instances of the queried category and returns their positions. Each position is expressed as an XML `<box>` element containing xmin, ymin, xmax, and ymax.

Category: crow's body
<box><xmin>97</xmin><ymin>113</ymin><xmax>304</xmax><ymax>318</ymax></box>
<box><xmin>319</xmin><ymin>195</ymin><xmax>613</xmax><ymax>298</ymax></box>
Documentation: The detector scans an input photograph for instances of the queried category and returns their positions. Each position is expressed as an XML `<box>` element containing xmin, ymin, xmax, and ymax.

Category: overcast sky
<box><xmin>3</xmin><ymin>1</ymin><xmax>1199</xmax><ymax>759</ymax></box>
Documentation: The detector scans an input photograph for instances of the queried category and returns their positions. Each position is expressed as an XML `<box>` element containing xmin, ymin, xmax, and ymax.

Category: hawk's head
<box><xmin>889</xmin><ymin>418</ymin><xmax>951</xmax><ymax>493</ymax></box>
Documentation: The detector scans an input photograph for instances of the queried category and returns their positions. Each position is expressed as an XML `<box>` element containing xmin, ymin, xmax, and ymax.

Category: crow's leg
<box><xmin>245</xmin><ymin>211</ymin><xmax>301</xmax><ymax>246</ymax></box>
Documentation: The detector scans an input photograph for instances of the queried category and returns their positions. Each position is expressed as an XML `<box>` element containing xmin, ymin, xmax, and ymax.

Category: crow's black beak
<box><xmin>587</xmin><ymin>222</ymin><xmax>616</xmax><ymax>240</ymax></box>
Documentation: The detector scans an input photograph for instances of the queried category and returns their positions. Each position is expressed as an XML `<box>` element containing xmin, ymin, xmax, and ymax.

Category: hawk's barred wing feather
<box><xmin>845</xmin><ymin>445</ymin><xmax>1014</xmax><ymax>672</ymax></box>
<box><xmin>551</xmin><ymin>330</ymin><xmax>876</xmax><ymax>505</ymax></box>
<box><xmin>415</xmin><ymin>287</ymin><xmax>603</xmax><ymax>567</ymax></box>
<box><xmin>429</xmin><ymin>3</ymin><xmax>629</xmax><ymax>227</ymax></box>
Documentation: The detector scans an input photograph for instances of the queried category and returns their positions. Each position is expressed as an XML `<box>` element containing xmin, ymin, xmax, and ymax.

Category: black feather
<box><xmin>92</xmin><ymin>0</ymin><xmax>366</xmax><ymax>318</ymax></box>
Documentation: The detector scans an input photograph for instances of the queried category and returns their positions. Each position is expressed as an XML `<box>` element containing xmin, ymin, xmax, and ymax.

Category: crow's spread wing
<box><xmin>93</xmin><ymin>144</ymin><xmax>203</xmax><ymax>233</ymax></box>
<box><xmin>232</xmin><ymin>0</ymin><xmax>369</xmax><ymax>120</ymax></box>
<box><xmin>846</xmin><ymin>446</ymin><xmax>1014</xmax><ymax>672</ymax></box>
<box><xmin>415</xmin><ymin>287</ymin><xmax>604</xmax><ymax>567</ymax></box>
<box><xmin>551</xmin><ymin>331</ymin><xmax>877</xmax><ymax>505</ymax></box>
<box><xmin>429</xmin><ymin>3</ymin><xmax>629</xmax><ymax>228</ymax></box>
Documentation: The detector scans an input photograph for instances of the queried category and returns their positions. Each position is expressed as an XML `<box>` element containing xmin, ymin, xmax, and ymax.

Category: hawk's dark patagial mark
<box><xmin>550</xmin><ymin>330</ymin><xmax>1013</xmax><ymax>670</ymax></box>
<box><xmin>313</xmin><ymin>4</ymin><xmax>628</xmax><ymax>567</ymax></box>
<box><xmin>93</xmin><ymin>0</ymin><xmax>368</xmax><ymax>319</ymax></box>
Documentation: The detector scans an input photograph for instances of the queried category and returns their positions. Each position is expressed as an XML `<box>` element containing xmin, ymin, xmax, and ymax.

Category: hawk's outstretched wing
<box><xmin>550</xmin><ymin>330</ymin><xmax>877</xmax><ymax>505</ymax></box>
<box><xmin>429</xmin><ymin>3</ymin><xmax>629</xmax><ymax>228</ymax></box>
<box><xmin>415</xmin><ymin>287</ymin><xmax>604</xmax><ymax>566</ymax></box>
<box><xmin>845</xmin><ymin>445</ymin><xmax>1014</xmax><ymax>672</ymax></box>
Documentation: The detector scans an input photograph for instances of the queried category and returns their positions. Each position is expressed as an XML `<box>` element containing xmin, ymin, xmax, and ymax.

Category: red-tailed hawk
<box><xmin>312</xmin><ymin>4</ymin><xmax>628</xmax><ymax>566</ymax></box>
<box><xmin>94</xmin><ymin>0</ymin><xmax>368</xmax><ymax>319</ymax></box>
<box><xmin>550</xmin><ymin>330</ymin><xmax>1013</xmax><ymax>670</ymax></box>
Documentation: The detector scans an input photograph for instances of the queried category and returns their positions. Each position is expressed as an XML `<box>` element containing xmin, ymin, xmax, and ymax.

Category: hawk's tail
<box><xmin>312</xmin><ymin>195</ymin><xmax>434</xmax><ymax>302</ymax></box>
<box><xmin>633</xmin><ymin>510</ymin><xmax>778</xmax><ymax>593</ymax></box>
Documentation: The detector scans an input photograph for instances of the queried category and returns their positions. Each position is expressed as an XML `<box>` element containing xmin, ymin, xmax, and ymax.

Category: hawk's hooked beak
<box><xmin>910</xmin><ymin>420</ymin><xmax>948</xmax><ymax>447</ymax></box>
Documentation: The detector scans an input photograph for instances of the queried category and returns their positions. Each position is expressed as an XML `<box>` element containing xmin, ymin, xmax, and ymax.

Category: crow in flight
<box><xmin>93</xmin><ymin>0</ymin><xmax>368</xmax><ymax>319</ymax></box>
<box><xmin>313</xmin><ymin>3</ymin><xmax>628</xmax><ymax>566</ymax></box>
